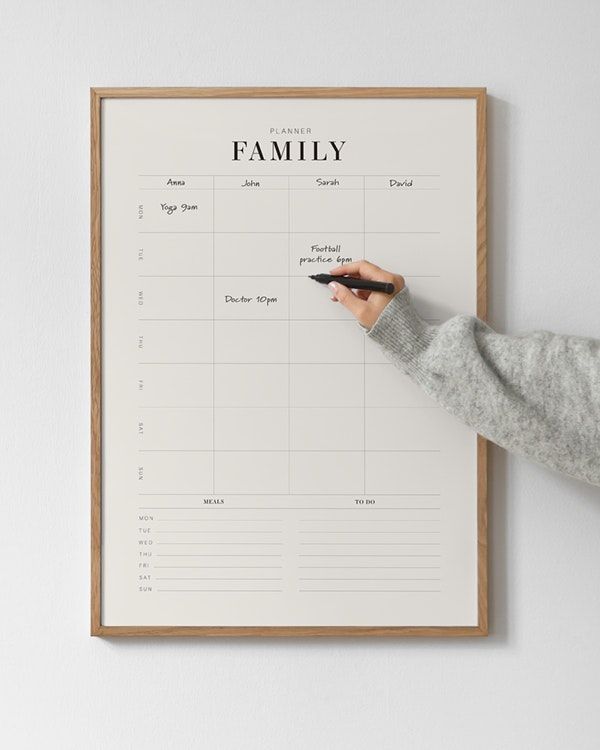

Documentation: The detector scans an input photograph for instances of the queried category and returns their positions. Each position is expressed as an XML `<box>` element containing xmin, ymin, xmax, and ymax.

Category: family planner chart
<box><xmin>99</xmin><ymin>94</ymin><xmax>481</xmax><ymax>628</ymax></box>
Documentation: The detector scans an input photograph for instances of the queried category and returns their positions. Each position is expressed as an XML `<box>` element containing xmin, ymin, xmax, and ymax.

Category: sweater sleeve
<box><xmin>363</xmin><ymin>285</ymin><xmax>600</xmax><ymax>487</ymax></box>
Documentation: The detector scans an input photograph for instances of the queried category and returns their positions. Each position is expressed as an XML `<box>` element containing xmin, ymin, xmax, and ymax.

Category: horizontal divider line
<box><xmin>139</xmin><ymin>187</ymin><xmax>440</xmax><ymax>191</ymax></box>
<box><xmin>137</xmin><ymin>317</ymin><xmax>441</xmax><ymax>324</ymax></box>
<box><xmin>137</xmin><ymin>361</ymin><xmax>436</xmax><ymax>365</ymax></box>
<box><xmin>139</xmin><ymin>501</ymin><xmax>441</xmax><ymax>504</ymax></box>
<box><xmin>138</xmin><ymin>174</ymin><xmax>442</xmax><ymax>177</ymax></box>
<box><xmin>138</xmin><ymin>188</ymin><xmax>440</xmax><ymax>191</ymax></box>
<box><xmin>137</xmin><ymin>449</ymin><xmax>441</xmax><ymax>453</ymax></box>
<box><xmin>136</xmin><ymin>274</ymin><xmax>441</xmax><ymax>278</ymax></box>
<box><xmin>144</xmin><ymin>511</ymin><xmax>439</xmax><ymax>516</ymax></box>
<box><xmin>137</xmin><ymin>407</ymin><xmax>441</xmax><ymax>411</ymax></box>
<box><xmin>144</xmin><ymin>509</ymin><xmax>440</xmax><ymax>513</ymax></box>
<box><xmin>138</xmin><ymin>231</ymin><xmax>441</xmax><ymax>234</ymax></box>
<box><xmin>155</xmin><ymin>516</ymin><xmax>441</xmax><ymax>520</ymax></box>
<box><xmin>138</xmin><ymin>493</ymin><xmax>441</xmax><ymax>497</ymax></box>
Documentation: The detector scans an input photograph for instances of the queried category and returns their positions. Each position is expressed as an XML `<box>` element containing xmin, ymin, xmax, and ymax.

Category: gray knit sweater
<box><xmin>364</xmin><ymin>285</ymin><xmax>600</xmax><ymax>487</ymax></box>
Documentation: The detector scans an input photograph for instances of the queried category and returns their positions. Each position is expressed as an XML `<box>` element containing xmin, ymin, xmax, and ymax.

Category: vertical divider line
<box><xmin>288</xmin><ymin>175</ymin><xmax>292</xmax><ymax>496</ymax></box>
<box><xmin>363</xmin><ymin>175</ymin><xmax>366</xmax><ymax>495</ymax></box>
<box><xmin>212</xmin><ymin>175</ymin><xmax>215</xmax><ymax>494</ymax></box>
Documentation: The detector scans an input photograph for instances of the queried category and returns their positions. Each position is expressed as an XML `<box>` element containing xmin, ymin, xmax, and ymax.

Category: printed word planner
<box><xmin>97</xmin><ymin>92</ymin><xmax>484</xmax><ymax>632</ymax></box>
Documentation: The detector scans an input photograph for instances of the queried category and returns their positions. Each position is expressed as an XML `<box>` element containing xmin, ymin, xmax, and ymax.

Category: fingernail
<box><xmin>328</xmin><ymin>282</ymin><xmax>338</xmax><ymax>292</ymax></box>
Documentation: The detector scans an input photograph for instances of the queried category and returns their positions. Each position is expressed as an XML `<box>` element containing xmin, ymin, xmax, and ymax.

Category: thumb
<box><xmin>328</xmin><ymin>282</ymin><xmax>367</xmax><ymax>321</ymax></box>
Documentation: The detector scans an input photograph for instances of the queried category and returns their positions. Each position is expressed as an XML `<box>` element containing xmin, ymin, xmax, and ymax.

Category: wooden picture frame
<box><xmin>91</xmin><ymin>87</ymin><xmax>488</xmax><ymax>637</ymax></box>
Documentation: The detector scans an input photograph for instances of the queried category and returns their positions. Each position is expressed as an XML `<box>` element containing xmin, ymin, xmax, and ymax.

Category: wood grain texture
<box><xmin>90</xmin><ymin>88</ymin><xmax>102</xmax><ymax>636</ymax></box>
<box><xmin>92</xmin><ymin>625</ymin><xmax>488</xmax><ymax>637</ymax></box>
<box><xmin>91</xmin><ymin>86</ymin><xmax>485</xmax><ymax>99</ymax></box>
<box><xmin>90</xmin><ymin>86</ymin><xmax>488</xmax><ymax>637</ymax></box>
<box><xmin>475</xmin><ymin>89</ymin><xmax>489</xmax><ymax>637</ymax></box>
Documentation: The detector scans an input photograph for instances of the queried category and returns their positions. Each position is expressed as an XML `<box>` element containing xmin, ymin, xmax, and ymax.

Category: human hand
<box><xmin>327</xmin><ymin>260</ymin><xmax>405</xmax><ymax>329</ymax></box>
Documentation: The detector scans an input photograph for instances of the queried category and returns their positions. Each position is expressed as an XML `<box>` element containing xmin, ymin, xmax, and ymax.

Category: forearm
<box><xmin>364</xmin><ymin>286</ymin><xmax>600</xmax><ymax>487</ymax></box>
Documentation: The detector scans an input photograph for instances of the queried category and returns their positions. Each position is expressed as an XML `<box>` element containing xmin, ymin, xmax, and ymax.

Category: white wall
<box><xmin>2</xmin><ymin>1</ymin><xmax>600</xmax><ymax>748</ymax></box>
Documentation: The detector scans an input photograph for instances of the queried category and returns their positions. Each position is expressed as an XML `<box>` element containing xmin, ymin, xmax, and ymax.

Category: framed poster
<box><xmin>91</xmin><ymin>87</ymin><xmax>487</xmax><ymax>636</ymax></box>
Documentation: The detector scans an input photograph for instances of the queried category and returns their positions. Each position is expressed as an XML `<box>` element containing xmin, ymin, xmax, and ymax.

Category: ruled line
<box><xmin>299</xmin><ymin>589</ymin><xmax>441</xmax><ymax>593</ymax></box>
<box><xmin>299</xmin><ymin>542</ymin><xmax>441</xmax><ymax>546</ymax></box>
<box><xmin>158</xmin><ymin>589</ymin><xmax>283</xmax><ymax>594</ymax></box>
<box><xmin>157</xmin><ymin>577</ymin><xmax>282</xmax><ymax>581</ymax></box>
<box><xmin>138</xmin><ymin>173</ymin><xmax>442</xmax><ymax>177</ymax></box>
<box><xmin>142</xmin><ymin>507</ymin><xmax>441</xmax><ymax>511</ymax></box>
<box><xmin>157</xmin><ymin>554</ymin><xmax>283</xmax><ymax>557</ymax></box>
<box><xmin>156</xmin><ymin>542</ymin><xmax>283</xmax><ymax>546</ymax></box>
<box><xmin>155</xmin><ymin>518</ymin><xmax>283</xmax><ymax>522</ymax></box>
<box><xmin>138</xmin><ymin>495</ymin><xmax>440</xmax><ymax>499</ymax></box>
<box><xmin>136</xmin><ymin>274</ymin><xmax>441</xmax><ymax>278</ymax></box>
<box><xmin>299</xmin><ymin>514</ymin><xmax>440</xmax><ymax>518</ymax></box>
<box><xmin>138</xmin><ymin>231</ymin><xmax>441</xmax><ymax>234</ymax></box>
<box><xmin>137</xmin><ymin>318</ymin><xmax>440</xmax><ymax>322</ymax></box>
<box><xmin>298</xmin><ymin>566</ymin><xmax>441</xmax><ymax>569</ymax></box>
<box><xmin>299</xmin><ymin>578</ymin><xmax>441</xmax><ymax>581</ymax></box>
<box><xmin>155</xmin><ymin>565</ymin><xmax>283</xmax><ymax>569</ymax></box>
<box><xmin>299</xmin><ymin>554</ymin><xmax>441</xmax><ymax>558</ymax></box>
<box><xmin>155</xmin><ymin>530</ymin><xmax>283</xmax><ymax>533</ymax></box>
<box><xmin>138</xmin><ymin>449</ymin><xmax>440</xmax><ymax>453</ymax></box>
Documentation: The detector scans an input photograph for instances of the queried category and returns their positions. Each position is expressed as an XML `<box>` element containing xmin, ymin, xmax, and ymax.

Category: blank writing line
<box><xmin>157</xmin><ymin>577</ymin><xmax>282</xmax><ymax>581</ymax></box>
<box><xmin>155</xmin><ymin>565</ymin><xmax>283</xmax><ymax>569</ymax></box>
<box><xmin>298</xmin><ymin>542</ymin><xmax>440</xmax><ymax>547</ymax></box>
<box><xmin>299</xmin><ymin>589</ymin><xmax>441</xmax><ymax>593</ymax></box>
<box><xmin>158</xmin><ymin>589</ymin><xmax>282</xmax><ymax>594</ymax></box>
<box><xmin>299</xmin><ymin>514</ymin><xmax>440</xmax><ymax>518</ymax></box>
<box><xmin>155</xmin><ymin>530</ymin><xmax>282</xmax><ymax>534</ymax></box>
<box><xmin>156</xmin><ymin>542</ymin><xmax>283</xmax><ymax>545</ymax></box>
<box><xmin>298</xmin><ymin>566</ymin><xmax>440</xmax><ymax>569</ymax></box>
<box><xmin>299</xmin><ymin>578</ymin><xmax>441</xmax><ymax>581</ymax></box>
<box><xmin>299</xmin><ymin>542</ymin><xmax>440</xmax><ymax>546</ymax></box>
<box><xmin>157</xmin><ymin>554</ymin><xmax>283</xmax><ymax>557</ymax></box>
<box><xmin>299</xmin><ymin>554</ymin><xmax>441</xmax><ymax>557</ymax></box>
<box><xmin>156</xmin><ymin>518</ymin><xmax>283</xmax><ymax>522</ymax></box>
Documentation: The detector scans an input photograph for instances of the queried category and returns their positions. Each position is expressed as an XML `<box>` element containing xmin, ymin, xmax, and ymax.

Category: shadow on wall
<box><xmin>98</xmin><ymin>96</ymin><xmax>516</xmax><ymax>651</ymax></box>
<box><xmin>94</xmin><ymin>95</ymin><xmax>599</xmax><ymax>653</ymax></box>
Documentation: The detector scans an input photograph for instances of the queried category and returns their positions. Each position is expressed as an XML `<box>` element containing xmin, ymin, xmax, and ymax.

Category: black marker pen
<box><xmin>309</xmin><ymin>273</ymin><xmax>396</xmax><ymax>295</ymax></box>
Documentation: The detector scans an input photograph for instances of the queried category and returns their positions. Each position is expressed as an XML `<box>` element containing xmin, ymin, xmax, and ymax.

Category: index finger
<box><xmin>329</xmin><ymin>260</ymin><xmax>385</xmax><ymax>281</ymax></box>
